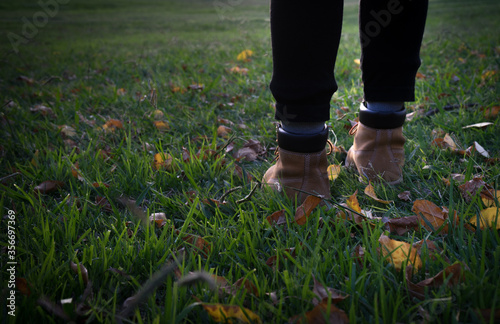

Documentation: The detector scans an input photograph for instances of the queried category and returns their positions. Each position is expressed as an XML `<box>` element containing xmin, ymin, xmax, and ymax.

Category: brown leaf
<box><xmin>70</xmin><ymin>262</ymin><xmax>89</xmax><ymax>286</ymax></box>
<box><xmin>352</xmin><ymin>245</ymin><xmax>365</xmax><ymax>268</ymax></box>
<box><xmin>386</xmin><ymin>215</ymin><xmax>419</xmax><ymax>235</ymax></box>
<box><xmin>295</xmin><ymin>195</ymin><xmax>322</xmax><ymax>225</ymax></box>
<box><xmin>16</xmin><ymin>278</ymin><xmax>31</xmax><ymax>296</ymax></box>
<box><xmin>459</xmin><ymin>177</ymin><xmax>495</xmax><ymax>202</ymax></box>
<box><xmin>266</xmin><ymin>209</ymin><xmax>287</xmax><ymax>226</ymax></box>
<box><xmin>412</xmin><ymin>199</ymin><xmax>451</xmax><ymax>234</ymax></box>
<box><xmin>290</xmin><ymin>299</ymin><xmax>349</xmax><ymax>324</ymax></box>
<box><xmin>364</xmin><ymin>181</ymin><xmax>393</xmax><ymax>204</ymax></box>
<box><xmin>481</xmin><ymin>105</ymin><xmax>500</xmax><ymax>119</ymax></box>
<box><xmin>30</xmin><ymin>104</ymin><xmax>55</xmax><ymax>118</ymax></box>
<box><xmin>233</xmin><ymin>277</ymin><xmax>259</xmax><ymax>297</ymax></box>
<box><xmin>34</xmin><ymin>180</ymin><xmax>64</xmax><ymax>194</ymax></box>
<box><xmin>476</xmin><ymin>309</ymin><xmax>500</xmax><ymax>323</ymax></box>
<box><xmin>18</xmin><ymin>75</ymin><xmax>35</xmax><ymax>85</ymax></box>
<box><xmin>95</xmin><ymin>196</ymin><xmax>113</xmax><ymax>213</ymax></box>
<box><xmin>177</xmin><ymin>231</ymin><xmax>211</xmax><ymax>256</ymax></box>
<box><xmin>265</xmin><ymin>247</ymin><xmax>296</xmax><ymax>268</ymax></box>
<box><xmin>405</xmin><ymin>262</ymin><xmax>465</xmax><ymax>300</ymax></box>
<box><xmin>235</xmin><ymin>147</ymin><xmax>258</xmax><ymax>162</ymax></box>
<box><xmin>217</xmin><ymin>125</ymin><xmax>232</xmax><ymax>138</ymax></box>
<box><xmin>311</xmin><ymin>275</ymin><xmax>348</xmax><ymax>306</ymax></box>
<box><xmin>397</xmin><ymin>191</ymin><xmax>411</xmax><ymax>201</ymax></box>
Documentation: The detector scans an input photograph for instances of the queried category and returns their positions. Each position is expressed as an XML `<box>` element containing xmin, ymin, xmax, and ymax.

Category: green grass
<box><xmin>1</xmin><ymin>0</ymin><xmax>500</xmax><ymax>323</ymax></box>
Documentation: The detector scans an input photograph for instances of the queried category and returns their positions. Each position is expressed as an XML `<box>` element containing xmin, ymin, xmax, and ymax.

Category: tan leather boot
<box><xmin>262</xmin><ymin>126</ymin><xmax>331</xmax><ymax>204</ymax></box>
<box><xmin>346</xmin><ymin>103</ymin><xmax>406</xmax><ymax>185</ymax></box>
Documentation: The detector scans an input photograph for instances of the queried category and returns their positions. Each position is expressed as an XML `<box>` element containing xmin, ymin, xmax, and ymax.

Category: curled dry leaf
<box><xmin>199</xmin><ymin>302</ymin><xmax>262</xmax><ymax>324</ymax></box>
<box><xmin>327</xmin><ymin>164</ymin><xmax>341</xmax><ymax>181</ymax></box>
<box><xmin>266</xmin><ymin>209</ymin><xmax>287</xmax><ymax>226</ymax></box>
<box><xmin>462</xmin><ymin>122</ymin><xmax>493</xmax><ymax>129</ymax></box>
<box><xmin>295</xmin><ymin>195</ymin><xmax>322</xmax><ymax>225</ymax></box>
<box><xmin>153</xmin><ymin>109</ymin><xmax>164</xmax><ymax>119</ymax></box>
<box><xmin>364</xmin><ymin>181</ymin><xmax>393</xmax><ymax>204</ymax></box>
<box><xmin>235</xmin><ymin>147</ymin><xmax>257</xmax><ymax>162</ymax></box>
<box><xmin>59</xmin><ymin>125</ymin><xmax>77</xmax><ymax>138</ymax></box>
<box><xmin>459</xmin><ymin>177</ymin><xmax>495</xmax><ymax>202</ymax></box>
<box><xmin>70</xmin><ymin>262</ymin><xmax>89</xmax><ymax>286</ymax></box>
<box><xmin>34</xmin><ymin>180</ymin><xmax>64</xmax><ymax>194</ymax></box>
<box><xmin>405</xmin><ymin>262</ymin><xmax>465</xmax><ymax>300</ymax></box>
<box><xmin>236</xmin><ymin>49</ymin><xmax>253</xmax><ymax>62</ymax></box>
<box><xmin>481</xmin><ymin>105</ymin><xmax>500</xmax><ymax>119</ymax></box>
<box><xmin>311</xmin><ymin>275</ymin><xmax>348</xmax><ymax>306</ymax></box>
<box><xmin>398</xmin><ymin>191</ymin><xmax>411</xmax><ymax>201</ymax></box>
<box><xmin>177</xmin><ymin>231</ymin><xmax>211</xmax><ymax>256</ymax></box>
<box><xmin>379</xmin><ymin>234</ymin><xmax>422</xmax><ymax>271</ymax></box>
<box><xmin>149</xmin><ymin>212</ymin><xmax>168</xmax><ymax>228</ymax></box>
<box><xmin>30</xmin><ymin>104</ymin><xmax>55</xmax><ymax>117</ymax></box>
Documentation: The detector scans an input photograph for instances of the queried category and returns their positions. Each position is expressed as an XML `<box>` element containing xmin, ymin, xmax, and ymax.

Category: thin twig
<box><xmin>219</xmin><ymin>186</ymin><xmax>242</xmax><ymax>202</ymax></box>
<box><xmin>0</xmin><ymin>172</ymin><xmax>21</xmax><ymax>183</ymax></box>
<box><xmin>236</xmin><ymin>183</ymin><xmax>258</xmax><ymax>204</ymax></box>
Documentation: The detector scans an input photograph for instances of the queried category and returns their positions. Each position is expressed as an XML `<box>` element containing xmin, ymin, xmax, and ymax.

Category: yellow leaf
<box><xmin>346</xmin><ymin>190</ymin><xmax>362</xmax><ymax>214</ymax></box>
<box><xmin>364</xmin><ymin>181</ymin><xmax>393</xmax><ymax>204</ymax></box>
<box><xmin>327</xmin><ymin>164</ymin><xmax>341</xmax><ymax>181</ymax></box>
<box><xmin>153</xmin><ymin>109</ymin><xmax>164</xmax><ymax>119</ymax></box>
<box><xmin>353</xmin><ymin>58</ymin><xmax>361</xmax><ymax>65</ymax></box>
<box><xmin>153</xmin><ymin>120</ymin><xmax>170</xmax><ymax>131</ymax></box>
<box><xmin>116</xmin><ymin>88</ymin><xmax>127</xmax><ymax>96</ymax></box>
<box><xmin>469</xmin><ymin>207</ymin><xmax>500</xmax><ymax>229</ymax></box>
<box><xmin>236</xmin><ymin>49</ymin><xmax>253</xmax><ymax>62</ymax></box>
<box><xmin>102</xmin><ymin>119</ymin><xmax>123</xmax><ymax>132</ymax></box>
<box><xmin>379</xmin><ymin>234</ymin><xmax>422</xmax><ymax>271</ymax></box>
<box><xmin>482</xmin><ymin>190</ymin><xmax>500</xmax><ymax>207</ymax></box>
<box><xmin>200</xmin><ymin>303</ymin><xmax>261</xmax><ymax>324</ymax></box>
<box><xmin>153</xmin><ymin>153</ymin><xmax>173</xmax><ymax>171</ymax></box>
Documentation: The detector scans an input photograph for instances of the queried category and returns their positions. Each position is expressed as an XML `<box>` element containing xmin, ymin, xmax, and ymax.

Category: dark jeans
<box><xmin>270</xmin><ymin>0</ymin><xmax>428</xmax><ymax>123</ymax></box>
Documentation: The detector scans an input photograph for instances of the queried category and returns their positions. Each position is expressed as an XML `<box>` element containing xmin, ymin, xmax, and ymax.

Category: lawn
<box><xmin>1</xmin><ymin>0</ymin><xmax>500</xmax><ymax>323</ymax></box>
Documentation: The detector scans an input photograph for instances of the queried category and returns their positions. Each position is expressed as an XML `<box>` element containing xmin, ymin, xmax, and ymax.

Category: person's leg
<box><xmin>347</xmin><ymin>0</ymin><xmax>428</xmax><ymax>184</ymax></box>
<box><xmin>264</xmin><ymin>0</ymin><xmax>344</xmax><ymax>202</ymax></box>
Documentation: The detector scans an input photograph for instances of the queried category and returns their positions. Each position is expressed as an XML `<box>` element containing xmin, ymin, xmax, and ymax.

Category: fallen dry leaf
<box><xmin>412</xmin><ymin>199</ymin><xmax>457</xmax><ymax>234</ymax></box>
<box><xmin>469</xmin><ymin>207</ymin><xmax>500</xmax><ymax>229</ymax></box>
<box><xmin>295</xmin><ymin>195</ymin><xmax>322</xmax><ymax>225</ymax></box>
<box><xmin>266</xmin><ymin>209</ymin><xmax>287</xmax><ymax>226</ymax></box>
<box><xmin>364</xmin><ymin>181</ymin><xmax>393</xmax><ymax>204</ymax></box>
<box><xmin>70</xmin><ymin>262</ymin><xmax>89</xmax><ymax>286</ymax></box>
<box><xmin>379</xmin><ymin>234</ymin><xmax>422</xmax><ymax>271</ymax></box>
<box><xmin>149</xmin><ymin>212</ymin><xmax>167</xmax><ymax>228</ymax></box>
<box><xmin>30</xmin><ymin>104</ymin><xmax>55</xmax><ymax>118</ymax></box>
<box><xmin>217</xmin><ymin>125</ymin><xmax>232</xmax><ymax>138</ymax></box>
<box><xmin>153</xmin><ymin>120</ymin><xmax>169</xmax><ymax>131</ymax></box>
<box><xmin>482</xmin><ymin>190</ymin><xmax>500</xmax><ymax>207</ymax></box>
<box><xmin>459</xmin><ymin>177</ymin><xmax>495</xmax><ymax>202</ymax></box>
<box><xmin>398</xmin><ymin>191</ymin><xmax>411</xmax><ymax>201</ymax></box>
<box><xmin>311</xmin><ymin>275</ymin><xmax>348</xmax><ymax>306</ymax></box>
<box><xmin>153</xmin><ymin>152</ymin><xmax>173</xmax><ymax>171</ymax></box>
<box><xmin>236</xmin><ymin>49</ymin><xmax>253</xmax><ymax>62</ymax></box>
<box><xmin>289</xmin><ymin>299</ymin><xmax>349</xmax><ymax>324</ymax></box>
<box><xmin>327</xmin><ymin>164</ymin><xmax>341</xmax><ymax>181</ymax></box>
<box><xmin>199</xmin><ymin>302</ymin><xmax>261</xmax><ymax>324</ymax></box>
<box><xmin>34</xmin><ymin>180</ymin><xmax>64</xmax><ymax>194</ymax></box>
<box><xmin>265</xmin><ymin>247</ymin><xmax>296</xmax><ymax>269</ymax></box>
<box><xmin>481</xmin><ymin>105</ymin><xmax>500</xmax><ymax>119</ymax></box>
<box><xmin>16</xmin><ymin>278</ymin><xmax>31</xmax><ymax>296</ymax></box>
<box><xmin>346</xmin><ymin>190</ymin><xmax>362</xmax><ymax>214</ymax></box>
<box><xmin>153</xmin><ymin>109</ymin><xmax>164</xmax><ymax>119</ymax></box>
<box><xmin>102</xmin><ymin>119</ymin><xmax>123</xmax><ymax>132</ymax></box>
<box><xmin>235</xmin><ymin>147</ymin><xmax>257</xmax><ymax>162</ymax></box>
<box><xmin>405</xmin><ymin>262</ymin><xmax>465</xmax><ymax>300</ymax></box>
<box><xmin>59</xmin><ymin>125</ymin><xmax>77</xmax><ymax>138</ymax></box>
<box><xmin>386</xmin><ymin>216</ymin><xmax>419</xmax><ymax>236</ymax></box>
<box><xmin>462</xmin><ymin>122</ymin><xmax>493</xmax><ymax>129</ymax></box>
